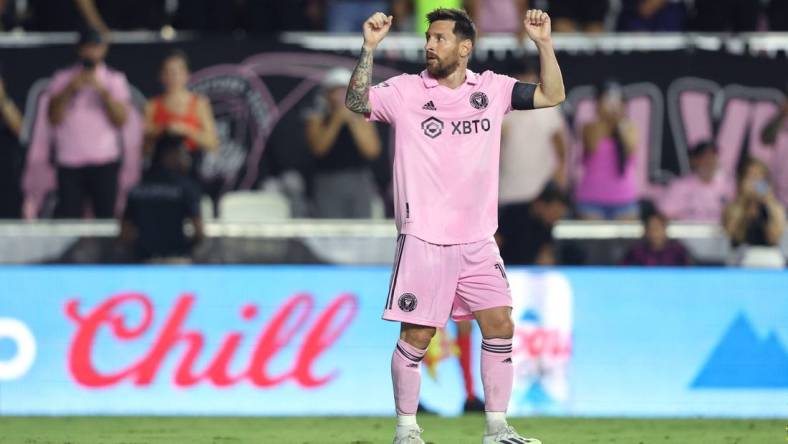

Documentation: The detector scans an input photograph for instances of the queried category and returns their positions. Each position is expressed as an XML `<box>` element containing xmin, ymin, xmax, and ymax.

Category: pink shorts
<box><xmin>382</xmin><ymin>234</ymin><xmax>512</xmax><ymax>328</ymax></box>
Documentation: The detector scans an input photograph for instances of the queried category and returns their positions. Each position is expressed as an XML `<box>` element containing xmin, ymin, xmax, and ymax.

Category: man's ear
<box><xmin>460</xmin><ymin>39</ymin><xmax>473</xmax><ymax>58</ymax></box>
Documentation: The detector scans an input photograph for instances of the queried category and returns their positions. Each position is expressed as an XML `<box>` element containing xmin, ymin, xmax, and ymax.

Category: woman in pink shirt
<box><xmin>575</xmin><ymin>81</ymin><xmax>640</xmax><ymax>220</ymax></box>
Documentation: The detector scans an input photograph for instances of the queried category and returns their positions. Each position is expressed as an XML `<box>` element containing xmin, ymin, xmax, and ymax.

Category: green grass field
<box><xmin>0</xmin><ymin>416</ymin><xmax>783</xmax><ymax>444</ymax></box>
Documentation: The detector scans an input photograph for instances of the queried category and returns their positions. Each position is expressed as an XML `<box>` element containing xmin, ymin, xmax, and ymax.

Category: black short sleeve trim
<box><xmin>512</xmin><ymin>82</ymin><xmax>537</xmax><ymax>110</ymax></box>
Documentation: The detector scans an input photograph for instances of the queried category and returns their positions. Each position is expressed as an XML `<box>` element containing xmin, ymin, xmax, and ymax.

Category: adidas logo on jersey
<box><xmin>422</xmin><ymin>101</ymin><xmax>436</xmax><ymax>111</ymax></box>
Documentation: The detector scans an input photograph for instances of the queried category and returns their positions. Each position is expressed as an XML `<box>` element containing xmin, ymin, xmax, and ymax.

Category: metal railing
<box><xmin>0</xmin><ymin>219</ymin><xmax>726</xmax><ymax>239</ymax></box>
<box><xmin>281</xmin><ymin>32</ymin><xmax>788</xmax><ymax>61</ymax></box>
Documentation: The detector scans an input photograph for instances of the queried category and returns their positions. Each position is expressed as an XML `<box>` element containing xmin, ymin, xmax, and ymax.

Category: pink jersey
<box><xmin>657</xmin><ymin>172</ymin><xmax>734</xmax><ymax>222</ymax></box>
<box><xmin>368</xmin><ymin>69</ymin><xmax>517</xmax><ymax>245</ymax></box>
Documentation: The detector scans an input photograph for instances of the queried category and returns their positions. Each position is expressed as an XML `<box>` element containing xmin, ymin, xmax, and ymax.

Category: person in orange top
<box><xmin>144</xmin><ymin>50</ymin><xmax>218</xmax><ymax>159</ymax></box>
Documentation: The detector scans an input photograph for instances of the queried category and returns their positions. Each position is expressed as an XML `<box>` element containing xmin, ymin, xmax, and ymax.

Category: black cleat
<box><xmin>463</xmin><ymin>396</ymin><xmax>486</xmax><ymax>413</ymax></box>
<box><xmin>417</xmin><ymin>402</ymin><xmax>437</xmax><ymax>415</ymax></box>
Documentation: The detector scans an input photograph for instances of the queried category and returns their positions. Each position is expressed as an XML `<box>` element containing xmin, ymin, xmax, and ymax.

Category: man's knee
<box><xmin>476</xmin><ymin>308</ymin><xmax>514</xmax><ymax>339</ymax></box>
<box><xmin>399</xmin><ymin>323</ymin><xmax>436</xmax><ymax>349</ymax></box>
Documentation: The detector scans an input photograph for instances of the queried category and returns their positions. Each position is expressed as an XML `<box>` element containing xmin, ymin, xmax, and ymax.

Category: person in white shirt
<box><xmin>498</xmin><ymin>59</ymin><xmax>567</xmax><ymax>229</ymax></box>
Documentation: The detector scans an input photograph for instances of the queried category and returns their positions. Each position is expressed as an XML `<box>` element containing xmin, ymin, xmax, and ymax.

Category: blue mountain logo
<box><xmin>521</xmin><ymin>309</ymin><xmax>541</xmax><ymax>323</ymax></box>
<box><xmin>691</xmin><ymin>312</ymin><xmax>788</xmax><ymax>388</ymax></box>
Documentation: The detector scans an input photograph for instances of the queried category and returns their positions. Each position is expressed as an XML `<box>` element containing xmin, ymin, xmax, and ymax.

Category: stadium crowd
<box><xmin>0</xmin><ymin>2</ymin><xmax>785</xmax><ymax>267</ymax></box>
<box><xmin>0</xmin><ymin>0</ymin><xmax>785</xmax><ymax>33</ymax></box>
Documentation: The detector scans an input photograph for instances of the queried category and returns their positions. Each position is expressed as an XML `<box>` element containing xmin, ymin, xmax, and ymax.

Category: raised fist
<box><xmin>524</xmin><ymin>9</ymin><xmax>552</xmax><ymax>43</ymax></box>
<box><xmin>363</xmin><ymin>12</ymin><xmax>393</xmax><ymax>50</ymax></box>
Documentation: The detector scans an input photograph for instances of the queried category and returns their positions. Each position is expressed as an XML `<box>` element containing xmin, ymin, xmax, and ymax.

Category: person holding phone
<box><xmin>305</xmin><ymin>68</ymin><xmax>381</xmax><ymax>218</ymax></box>
<box><xmin>575</xmin><ymin>80</ymin><xmax>640</xmax><ymax>220</ymax></box>
<box><xmin>43</xmin><ymin>27</ymin><xmax>130</xmax><ymax>219</ymax></box>
<box><xmin>723</xmin><ymin>157</ymin><xmax>786</xmax><ymax>267</ymax></box>
<box><xmin>760</xmin><ymin>90</ymin><xmax>788</xmax><ymax>208</ymax></box>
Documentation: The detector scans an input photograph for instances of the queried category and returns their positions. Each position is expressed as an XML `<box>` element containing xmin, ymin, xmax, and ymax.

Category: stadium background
<box><xmin>0</xmin><ymin>0</ymin><xmax>787</xmax><ymax>442</ymax></box>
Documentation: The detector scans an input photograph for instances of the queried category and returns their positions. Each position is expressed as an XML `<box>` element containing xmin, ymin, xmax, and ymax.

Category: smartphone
<box><xmin>754</xmin><ymin>179</ymin><xmax>770</xmax><ymax>196</ymax></box>
<box><xmin>81</xmin><ymin>58</ymin><xmax>96</xmax><ymax>70</ymax></box>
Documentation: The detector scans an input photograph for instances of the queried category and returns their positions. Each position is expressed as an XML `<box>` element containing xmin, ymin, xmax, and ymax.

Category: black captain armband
<box><xmin>511</xmin><ymin>82</ymin><xmax>537</xmax><ymax>110</ymax></box>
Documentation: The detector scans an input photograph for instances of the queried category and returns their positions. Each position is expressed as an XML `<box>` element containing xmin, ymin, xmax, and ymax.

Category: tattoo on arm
<box><xmin>346</xmin><ymin>47</ymin><xmax>373</xmax><ymax>114</ymax></box>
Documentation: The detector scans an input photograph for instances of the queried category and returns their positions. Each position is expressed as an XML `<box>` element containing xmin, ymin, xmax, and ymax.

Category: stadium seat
<box><xmin>200</xmin><ymin>196</ymin><xmax>215</xmax><ymax>220</ymax></box>
<box><xmin>370</xmin><ymin>194</ymin><xmax>385</xmax><ymax>219</ymax></box>
<box><xmin>218</xmin><ymin>191</ymin><xmax>291</xmax><ymax>221</ymax></box>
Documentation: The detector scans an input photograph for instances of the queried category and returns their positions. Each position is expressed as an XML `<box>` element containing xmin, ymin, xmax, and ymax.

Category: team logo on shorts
<box><xmin>398</xmin><ymin>293</ymin><xmax>418</xmax><ymax>312</ymax></box>
<box><xmin>421</xmin><ymin>117</ymin><xmax>444</xmax><ymax>139</ymax></box>
<box><xmin>470</xmin><ymin>91</ymin><xmax>489</xmax><ymax>110</ymax></box>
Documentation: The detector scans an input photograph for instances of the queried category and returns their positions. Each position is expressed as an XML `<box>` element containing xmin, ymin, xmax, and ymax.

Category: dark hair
<box><xmin>639</xmin><ymin>200</ymin><xmax>666</xmax><ymax>225</ymax></box>
<box><xmin>78</xmin><ymin>27</ymin><xmax>104</xmax><ymax>46</ymax></box>
<box><xmin>426</xmin><ymin>8</ymin><xmax>476</xmax><ymax>44</ymax></box>
<box><xmin>161</xmin><ymin>49</ymin><xmax>190</xmax><ymax>71</ymax></box>
<box><xmin>689</xmin><ymin>140</ymin><xmax>717</xmax><ymax>159</ymax></box>
<box><xmin>735</xmin><ymin>157</ymin><xmax>768</xmax><ymax>187</ymax></box>
<box><xmin>152</xmin><ymin>133</ymin><xmax>186</xmax><ymax>167</ymax></box>
<box><xmin>595</xmin><ymin>80</ymin><xmax>629</xmax><ymax>177</ymax></box>
<box><xmin>596</xmin><ymin>80</ymin><xmax>623</xmax><ymax>99</ymax></box>
<box><xmin>535</xmin><ymin>181</ymin><xmax>569</xmax><ymax>205</ymax></box>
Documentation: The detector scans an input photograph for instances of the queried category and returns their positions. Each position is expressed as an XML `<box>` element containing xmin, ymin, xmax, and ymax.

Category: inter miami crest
<box><xmin>398</xmin><ymin>293</ymin><xmax>418</xmax><ymax>312</ymax></box>
<box><xmin>470</xmin><ymin>91</ymin><xmax>489</xmax><ymax>110</ymax></box>
<box><xmin>421</xmin><ymin>116</ymin><xmax>444</xmax><ymax>139</ymax></box>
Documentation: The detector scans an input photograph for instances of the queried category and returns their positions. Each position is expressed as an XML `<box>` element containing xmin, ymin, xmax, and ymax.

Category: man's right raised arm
<box><xmin>345</xmin><ymin>12</ymin><xmax>393</xmax><ymax>115</ymax></box>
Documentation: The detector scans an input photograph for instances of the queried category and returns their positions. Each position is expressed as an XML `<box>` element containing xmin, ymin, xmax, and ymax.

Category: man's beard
<box><xmin>425</xmin><ymin>56</ymin><xmax>459</xmax><ymax>79</ymax></box>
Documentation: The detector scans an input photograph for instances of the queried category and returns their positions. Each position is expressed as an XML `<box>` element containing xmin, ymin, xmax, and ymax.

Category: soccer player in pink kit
<box><xmin>346</xmin><ymin>7</ymin><xmax>565</xmax><ymax>444</ymax></box>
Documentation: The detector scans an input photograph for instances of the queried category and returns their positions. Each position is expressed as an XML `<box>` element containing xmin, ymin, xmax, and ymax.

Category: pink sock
<box><xmin>480</xmin><ymin>338</ymin><xmax>513</xmax><ymax>412</ymax></box>
<box><xmin>391</xmin><ymin>339</ymin><xmax>427</xmax><ymax>415</ymax></box>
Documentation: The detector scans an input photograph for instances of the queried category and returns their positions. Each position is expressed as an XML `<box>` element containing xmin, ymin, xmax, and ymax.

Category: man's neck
<box><xmin>435</xmin><ymin>66</ymin><xmax>467</xmax><ymax>89</ymax></box>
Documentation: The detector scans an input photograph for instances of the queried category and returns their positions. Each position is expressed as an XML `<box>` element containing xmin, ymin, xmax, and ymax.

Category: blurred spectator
<box><xmin>617</xmin><ymin>0</ymin><xmax>687</xmax><ymax>32</ymax></box>
<box><xmin>549</xmin><ymin>0</ymin><xmax>609</xmax><ymax>33</ymax></box>
<box><xmin>0</xmin><ymin>0</ymin><xmax>19</xmax><ymax>30</ymax></box>
<box><xmin>575</xmin><ymin>81</ymin><xmax>640</xmax><ymax>220</ymax></box>
<box><xmin>657</xmin><ymin>141</ymin><xmax>734</xmax><ymax>222</ymax></box>
<box><xmin>689</xmin><ymin>0</ymin><xmax>759</xmax><ymax>32</ymax></box>
<box><xmin>392</xmin><ymin>0</ymin><xmax>465</xmax><ymax>33</ymax></box>
<box><xmin>467</xmin><ymin>0</ymin><xmax>527</xmax><ymax>36</ymax></box>
<box><xmin>621</xmin><ymin>210</ymin><xmax>692</xmax><ymax>266</ymax></box>
<box><xmin>723</xmin><ymin>158</ymin><xmax>786</xmax><ymax>267</ymax></box>
<box><xmin>500</xmin><ymin>60</ymin><xmax>567</xmax><ymax>209</ymax></box>
<box><xmin>498</xmin><ymin>182</ymin><xmax>569</xmax><ymax>265</ymax></box>
<box><xmin>305</xmin><ymin>68</ymin><xmax>382</xmax><ymax>218</ymax></box>
<box><xmin>44</xmin><ymin>28</ymin><xmax>130</xmax><ymax>219</ymax></box>
<box><xmin>0</xmin><ymin>75</ymin><xmax>23</xmax><ymax>218</ymax></box>
<box><xmin>761</xmin><ymin>96</ymin><xmax>788</xmax><ymax>208</ymax></box>
<box><xmin>324</xmin><ymin>0</ymin><xmax>389</xmax><ymax>32</ymax></box>
<box><xmin>121</xmin><ymin>134</ymin><xmax>203</xmax><ymax>263</ymax></box>
<box><xmin>144</xmin><ymin>51</ymin><xmax>218</xmax><ymax>178</ymax></box>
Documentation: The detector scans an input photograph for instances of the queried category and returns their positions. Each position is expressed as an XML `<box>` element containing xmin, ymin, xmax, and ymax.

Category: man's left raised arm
<box><xmin>519</xmin><ymin>9</ymin><xmax>565</xmax><ymax>109</ymax></box>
